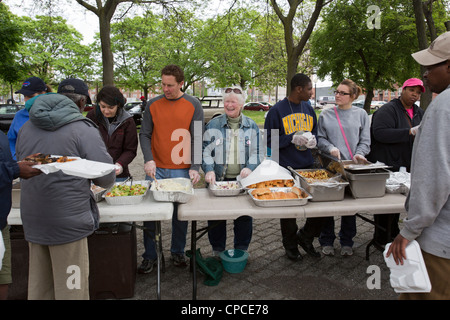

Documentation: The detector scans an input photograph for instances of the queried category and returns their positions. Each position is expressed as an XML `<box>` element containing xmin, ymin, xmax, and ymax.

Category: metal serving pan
<box><xmin>289</xmin><ymin>167</ymin><xmax>348</xmax><ymax>202</ymax></box>
<box><xmin>247</xmin><ymin>187</ymin><xmax>312</xmax><ymax>207</ymax></box>
<box><xmin>345</xmin><ymin>169</ymin><xmax>390</xmax><ymax>198</ymax></box>
<box><xmin>150</xmin><ymin>178</ymin><xmax>194</xmax><ymax>203</ymax></box>
<box><xmin>208</xmin><ymin>181</ymin><xmax>244</xmax><ymax>197</ymax></box>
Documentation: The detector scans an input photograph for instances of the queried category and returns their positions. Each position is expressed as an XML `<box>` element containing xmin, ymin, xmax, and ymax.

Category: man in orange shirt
<box><xmin>139</xmin><ymin>64</ymin><xmax>204</xmax><ymax>273</ymax></box>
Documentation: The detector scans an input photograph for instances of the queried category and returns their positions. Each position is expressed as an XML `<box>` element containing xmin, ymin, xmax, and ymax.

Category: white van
<box><xmin>318</xmin><ymin>96</ymin><xmax>335</xmax><ymax>106</ymax></box>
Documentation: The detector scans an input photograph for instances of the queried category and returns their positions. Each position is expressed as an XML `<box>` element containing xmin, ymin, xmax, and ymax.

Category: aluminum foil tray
<box><xmin>103</xmin><ymin>180</ymin><xmax>151</xmax><ymax>205</ymax></box>
<box><xmin>290</xmin><ymin>168</ymin><xmax>348</xmax><ymax>202</ymax></box>
<box><xmin>209</xmin><ymin>181</ymin><xmax>244</xmax><ymax>197</ymax></box>
<box><xmin>248</xmin><ymin>187</ymin><xmax>312</xmax><ymax>207</ymax></box>
<box><xmin>150</xmin><ymin>178</ymin><xmax>194</xmax><ymax>203</ymax></box>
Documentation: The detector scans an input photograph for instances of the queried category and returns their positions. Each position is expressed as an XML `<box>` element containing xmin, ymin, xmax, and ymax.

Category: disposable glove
<box><xmin>410</xmin><ymin>125</ymin><xmax>420</xmax><ymax>136</ymax></box>
<box><xmin>291</xmin><ymin>132</ymin><xmax>309</xmax><ymax>146</ymax></box>
<box><xmin>353</xmin><ymin>154</ymin><xmax>367</xmax><ymax>164</ymax></box>
<box><xmin>115</xmin><ymin>163</ymin><xmax>123</xmax><ymax>175</ymax></box>
<box><xmin>204</xmin><ymin>171</ymin><xmax>216</xmax><ymax>185</ymax></box>
<box><xmin>240</xmin><ymin>168</ymin><xmax>252</xmax><ymax>178</ymax></box>
<box><xmin>330</xmin><ymin>147</ymin><xmax>341</xmax><ymax>160</ymax></box>
<box><xmin>306</xmin><ymin>136</ymin><xmax>317</xmax><ymax>149</ymax></box>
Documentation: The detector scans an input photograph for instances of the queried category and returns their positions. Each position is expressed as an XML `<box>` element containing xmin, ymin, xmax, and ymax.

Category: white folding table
<box><xmin>8</xmin><ymin>193</ymin><xmax>173</xmax><ymax>300</ymax></box>
<box><xmin>178</xmin><ymin>188</ymin><xmax>407</xmax><ymax>299</ymax></box>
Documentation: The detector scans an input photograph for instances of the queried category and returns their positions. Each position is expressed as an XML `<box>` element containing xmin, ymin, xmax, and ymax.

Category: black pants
<box><xmin>373</xmin><ymin>213</ymin><xmax>400</xmax><ymax>245</ymax></box>
<box><xmin>280</xmin><ymin>217</ymin><xmax>328</xmax><ymax>249</ymax></box>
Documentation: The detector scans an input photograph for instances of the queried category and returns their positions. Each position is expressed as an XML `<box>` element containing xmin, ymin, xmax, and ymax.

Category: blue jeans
<box><xmin>318</xmin><ymin>216</ymin><xmax>356</xmax><ymax>247</ymax></box>
<box><xmin>142</xmin><ymin>168</ymin><xmax>189</xmax><ymax>260</ymax></box>
<box><xmin>207</xmin><ymin>216</ymin><xmax>253</xmax><ymax>252</ymax></box>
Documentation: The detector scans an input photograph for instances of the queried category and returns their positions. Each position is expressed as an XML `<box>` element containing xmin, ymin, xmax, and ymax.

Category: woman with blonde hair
<box><xmin>317</xmin><ymin>79</ymin><xmax>371</xmax><ymax>256</ymax></box>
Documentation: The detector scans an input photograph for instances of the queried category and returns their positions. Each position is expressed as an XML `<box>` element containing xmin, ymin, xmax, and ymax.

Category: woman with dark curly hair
<box><xmin>86</xmin><ymin>85</ymin><xmax>138</xmax><ymax>180</ymax></box>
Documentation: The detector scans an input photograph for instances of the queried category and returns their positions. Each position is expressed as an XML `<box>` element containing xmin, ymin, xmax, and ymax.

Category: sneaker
<box><xmin>137</xmin><ymin>259</ymin><xmax>157</xmax><ymax>274</ymax></box>
<box><xmin>171</xmin><ymin>253</ymin><xmax>188</xmax><ymax>267</ymax></box>
<box><xmin>322</xmin><ymin>246</ymin><xmax>335</xmax><ymax>256</ymax></box>
<box><xmin>340</xmin><ymin>246</ymin><xmax>353</xmax><ymax>256</ymax></box>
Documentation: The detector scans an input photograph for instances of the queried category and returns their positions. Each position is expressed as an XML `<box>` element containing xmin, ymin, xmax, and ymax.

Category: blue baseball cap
<box><xmin>15</xmin><ymin>77</ymin><xmax>47</xmax><ymax>96</ymax></box>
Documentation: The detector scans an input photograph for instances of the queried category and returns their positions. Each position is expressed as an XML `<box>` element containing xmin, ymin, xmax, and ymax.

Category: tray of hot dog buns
<box><xmin>248</xmin><ymin>186</ymin><xmax>312</xmax><ymax>207</ymax></box>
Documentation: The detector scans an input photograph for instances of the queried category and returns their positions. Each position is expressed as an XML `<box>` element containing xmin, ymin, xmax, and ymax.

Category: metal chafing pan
<box><xmin>316</xmin><ymin>151</ymin><xmax>391</xmax><ymax>198</ymax></box>
<box><xmin>150</xmin><ymin>178</ymin><xmax>194</xmax><ymax>203</ymax></box>
<box><xmin>288</xmin><ymin>167</ymin><xmax>348</xmax><ymax>202</ymax></box>
<box><xmin>248</xmin><ymin>187</ymin><xmax>312</xmax><ymax>207</ymax></box>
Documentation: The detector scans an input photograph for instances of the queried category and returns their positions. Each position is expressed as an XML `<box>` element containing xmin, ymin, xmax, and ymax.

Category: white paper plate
<box><xmin>383</xmin><ymin>240</ymin><xmax>432</xmax><ymax>293</ymax></box>
<box><xmin>34</xmin><ymin>157</ymin><xmax>115</xmax><ymax>179</ymax></box>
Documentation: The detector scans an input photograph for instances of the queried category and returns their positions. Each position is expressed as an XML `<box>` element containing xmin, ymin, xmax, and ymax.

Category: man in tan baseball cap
<box><xmin>387</xmin><ymin>31</ymin><xmax>450</xmax><ymax>300</ymax></box>
<box><xmin>411</xmin><ymin>31</ymin><xmax>450</xmax><ymax>66</ymax></box>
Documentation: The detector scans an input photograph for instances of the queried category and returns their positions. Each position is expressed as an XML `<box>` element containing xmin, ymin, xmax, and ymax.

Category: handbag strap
<box><xmin>334</xmin><ymin>107</ymin><xmax>354</xmax><ymax>159</ymax></box>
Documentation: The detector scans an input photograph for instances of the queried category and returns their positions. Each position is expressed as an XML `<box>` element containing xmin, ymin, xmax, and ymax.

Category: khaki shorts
<box><xmin>0</xmin><ymin>226</ymin><xmax>12</xmax><ymax>285</ymax></box>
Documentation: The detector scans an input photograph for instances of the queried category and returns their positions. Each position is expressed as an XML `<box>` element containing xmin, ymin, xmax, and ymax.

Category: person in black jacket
<box><xmin>367</xmin><ymin>78</ymin><xmax>425</xmax><ymax>246</ymax></box>
<box><xmin>0</xmin><ymin>132</ymin><xmax>41</xmax><ymax>299</ymax></box>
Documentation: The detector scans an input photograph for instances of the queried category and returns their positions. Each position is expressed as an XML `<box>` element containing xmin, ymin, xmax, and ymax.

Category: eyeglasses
<box><xmin>225</xmin><ymin>87</ymin><xmax>242</xmax><ymax>94</ymax></box>
<box><xmin>334</xmin><ymin>90</ymin><xmax>351</xmax><ymax>96</ymax></box>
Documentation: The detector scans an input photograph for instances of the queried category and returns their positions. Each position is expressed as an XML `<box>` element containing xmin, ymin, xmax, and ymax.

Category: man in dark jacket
<box><xmin>367</xmin><ymin>78</ymin><xmax>425</xmax><ymax>246</ymax></box>
<box><xmin>0</xmin><ymin>132</ymin><xmax>40</xmax><ymax>300</ymax></box>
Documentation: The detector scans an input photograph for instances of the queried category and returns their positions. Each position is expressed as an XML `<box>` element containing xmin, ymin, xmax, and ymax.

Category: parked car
<box><xmin>258</xmin><ymin>102</ymin><xmax>273</xmax><ymax>108</ymax></box>
<box><xmin>0</xmin><ymin>104</ymin><xmax>24</xmax><ymax>132</ymax></box>
<box><xmin>124</xmin><ymin>101</ymin><xmax>144</xmax><ymax>126</ymax></box>
<box><xmin>198</xmin><ymin>96</ymin><xmax>224</xmax><ymax>124</ymax></box>
<box><xmin>352</xmin><ymin>100</ymin><xmax>365</xmax><ymax>108</ymax></box>
<box><xmin>318</xmin><ymin>96</ymin><xmax>336</xmax><ymax>106</ymax></box>
<box><xmin>243</xmin><ymin>102</ymin><xmax>270</xmax><ymax>111</ymax></box>
<box><xmin>83</xmin><ymin>103</ymin><xmax>95</xmax><ymax>112</ymax></box>
<box><xmin>370</xmin><ymin>101</ymin><xmax>385</xmax><ymax>110</ymax></box>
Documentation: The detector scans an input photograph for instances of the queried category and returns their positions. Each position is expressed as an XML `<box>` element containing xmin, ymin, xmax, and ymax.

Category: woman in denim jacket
<box><xmin>202</xmin><ymin>86</ymin><xmax>262</xmax><ymax>256</ymax></box>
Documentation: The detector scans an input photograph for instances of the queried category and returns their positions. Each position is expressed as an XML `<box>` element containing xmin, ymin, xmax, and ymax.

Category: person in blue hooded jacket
<box><xmin>7</xmin><ymin>77</ymin><xmax>51</xmax><ymax>160</ymax></box>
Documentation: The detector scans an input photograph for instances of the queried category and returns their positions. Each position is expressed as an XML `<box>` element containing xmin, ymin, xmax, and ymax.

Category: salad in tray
<box><xmin>105</xmin><ymin>184</ymin><xmax>148</xmax><ymax>197</ymax></box>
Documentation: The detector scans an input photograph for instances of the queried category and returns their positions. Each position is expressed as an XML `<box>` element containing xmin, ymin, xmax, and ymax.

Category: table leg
<box><xmin>155</xmin><ymin>221</ymin><xmax>162</xmax><ymax>300</ymax></box>
<box><xmin>191</xmin><ymin>220</ymin><xmax>197</xmax><ymax>300</ymax></box>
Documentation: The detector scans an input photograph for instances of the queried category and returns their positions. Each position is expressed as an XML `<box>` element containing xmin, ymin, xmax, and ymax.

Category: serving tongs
<box><xmin>120</xmin><ymin>176</ymin><xmax>133</xmax><ymax>186</ymax></box>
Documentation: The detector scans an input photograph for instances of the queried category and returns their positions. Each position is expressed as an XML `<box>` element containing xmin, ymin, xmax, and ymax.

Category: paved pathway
<box><xmin>128</xmin><ymin>143</ymin><xmax>400</xmax><ymax>300</ymax></box>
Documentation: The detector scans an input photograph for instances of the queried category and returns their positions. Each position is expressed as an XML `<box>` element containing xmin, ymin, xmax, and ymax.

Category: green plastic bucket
<box><xmin>219</xmin><ymin>249</ymin><xmax>249</xmax><ymax>274</ymax></box>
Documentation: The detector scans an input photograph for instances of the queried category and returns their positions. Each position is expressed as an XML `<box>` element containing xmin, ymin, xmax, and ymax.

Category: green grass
<box><xmin>242</xmin><ymin>109</ymin><xmax>323</xmax><ymax>126</ymax></box>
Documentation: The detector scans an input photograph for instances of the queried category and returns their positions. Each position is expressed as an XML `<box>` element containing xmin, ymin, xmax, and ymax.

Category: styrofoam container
<box><xmin>383</xmin><ymin>240</ymin><xmax>432</xmax><ymax>293</ymax></box>
<box><xmin>103</xmin><ymin>180</ymin><xmax>150</xmax><ymax>205</ymax></box>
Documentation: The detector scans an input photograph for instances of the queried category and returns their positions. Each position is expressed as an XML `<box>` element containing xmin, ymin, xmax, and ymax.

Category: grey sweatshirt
<box><xmin>401</xmin><ymin>85</ymin><xmax>450</xmax><ymax>259</ymax></box>
<box><xmin>317</xmin><ymin>106</ymin><xmax>371</xmax><ymax>160</ymax></box>
<box><xmin>16</xmin><ymin>93</ymin><xmax>115</xmax><ymax>245</ymax></box>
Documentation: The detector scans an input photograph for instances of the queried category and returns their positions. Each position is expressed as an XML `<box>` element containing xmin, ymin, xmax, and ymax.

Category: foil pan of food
<box><xmin>150</xmin><ymin>178</ymin><xmax>194</xmax><ymax>203</ymax></box>
<box><xmin>209</xmin><ymin>180</ymin><xmax>244</xmax><ymax>197</ymax></box>
<box><xmin>288</xmin><ymin>167</ymin><xmax>348</xmax><ymax>202</ymax></box>
<box><xmin>248</xmin><ymin>186</ymin><xmax>312</xmax><ymax>207</ymax></box>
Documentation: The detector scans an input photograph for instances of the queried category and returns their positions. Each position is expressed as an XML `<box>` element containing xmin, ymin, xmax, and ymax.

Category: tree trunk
<box><xmin>99</xmin><ymin>15</ymin><xmax>114</xmax><ymax>86</ymax></box>
<box><xmin>270</xmin><ymin>0</ymin><xmax>326</xmax><ymax>96</ymax></box>
<box><xmin>412</xmin><ymin>0</ymin><xmax>433</xmax><ymax>110</ymax></box>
